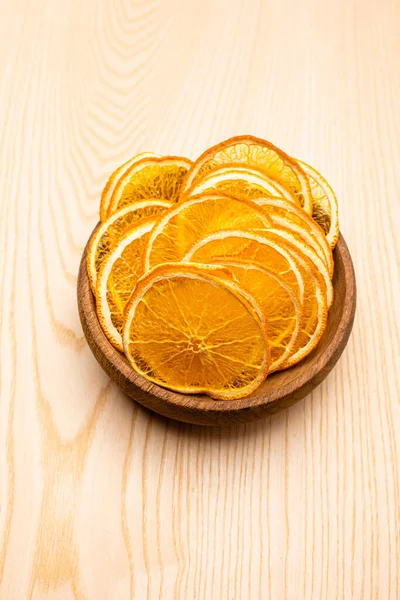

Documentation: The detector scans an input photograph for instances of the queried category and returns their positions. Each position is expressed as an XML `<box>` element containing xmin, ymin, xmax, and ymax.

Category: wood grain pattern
<box><xmin>0</xmin><ymin>0</ymin><xmax>399</xmax><ymax>597</ymax></box>
<box><xmin>77</xmin><ymin>234</ymin><xmax>356</xmax><ymax>426</ymax></box>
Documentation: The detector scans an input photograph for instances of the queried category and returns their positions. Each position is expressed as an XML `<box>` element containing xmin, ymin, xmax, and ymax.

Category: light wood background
<box><xmin>1</xmin><ymin>0</ymin><xmax>399</xmax><ymax>598</ymax></box>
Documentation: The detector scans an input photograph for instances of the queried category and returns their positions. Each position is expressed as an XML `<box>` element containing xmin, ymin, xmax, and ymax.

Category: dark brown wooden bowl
<box><xmin>77</xmin><ymin>233</ymin><xmax>356</xmax><ymax>426</ymax></box>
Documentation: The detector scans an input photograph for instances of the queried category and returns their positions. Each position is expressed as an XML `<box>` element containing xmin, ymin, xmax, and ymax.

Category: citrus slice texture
<box><xmin>254</xmin><ymin>197</ymin><xmax>334</xmax><ymax>277</ymax></box>
<box><xmin>123</xmin><ymin>263</ymin><xmax>269</xmax><ymax>400</ymax></box>
<box><xmin>185</xmin><ymin>230</ymin><xmax>304</xmax><ymax>302</ymax></box>
<box><xmin>182</xmin><ymin>135</ymin><xmax>313</xmax><ymax>213</ymax></box>
<box><xmin>144</xmin><ymin>194</ymin><xmax>273</xmax><ymax>271</ymax></box>
<box><xmin>100</xmin><ymin>152</ymin><xmax>157</xmax><ymax>222</ymax></box>
<box><xmin>185</xmin><ymin>230</ymin><xmax>328</xmax><ymax>366</ymax></box>
<box><xmin>186</xmin><ymin>166</ymin><xmax>299</xmax><ymax>206</ymax></box>
<box><xmin>282</xmin><ymin>251</ymin><xmax>328</xmax><ymax>368</ymax></box>
<box><xmin>96</xmin><ymin>218</ymin><xmax>156</xmax><ymax>351</ymax></box>
<box><xmin>297</xmin><ymin>159</ymin><xmax>339</xmax><ymax>248</ymax></box>
<box><xmin>201</xmin><ymin>261</ymin><xmax>302</xmax><ymax>371</ymax></box>
<box><xmin>87</xmin><ymin>200</ymin><xmax>171</xmax><ymax>293</ymax></box>
<box><xmin>107</xmin><ymin>156</ymin><xmax>192</xmax><ymax>217</ymax></box>
<box><xmin>265</xmin><ymin>225</ymin><xmax>333</xmax><ymax>308</ymax></box>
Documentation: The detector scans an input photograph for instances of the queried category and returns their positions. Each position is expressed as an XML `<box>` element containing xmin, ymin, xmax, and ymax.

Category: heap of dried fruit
<box><xmin>87</xmin><ymin>135</ymin><xmax>339</xmax><ymax>400</ymax></box>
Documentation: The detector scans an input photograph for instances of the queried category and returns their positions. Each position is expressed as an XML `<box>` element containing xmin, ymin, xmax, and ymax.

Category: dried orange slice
<box><xmin>87</xmin><ymin>200</ymin><xmax>171</xmax><ymax>293</ymax></box>
<box><xmin>254</xmin><ymin>197</ymin><xmax>334</xmax><ymax>277</ymax></box>
<box><xmin>297</xmin><ymin>160</ymin><xmax>339</xmax><ymax>248</ymax></box>
<box><xmin>96</xmin><ymin>218</ymin><xmax>155</xmax><ymax>351</ymax></box>
<box><xmin>122</xmin><ymin>263</ymin><xmax>269</xmax><ymax>399</ymax></box>
<box><xmin>265</xmin><ymin>225</ymin><xmax>333</xmax><ymax>308</ymax></box>
<box><xmin>185</xmin><ymin>230</ymin><xmax>304</xmax><ymax>302</ymax></box>
<box><xmin>281</xmin><ymin>251</ymin><xmax>328</xmax><ymax>368</ymax></box>
<box><xmin>182</xmin><ymin>135</ymin><xmax>313</xmax><ymax>212</ymax></box>
<box><xmin>185</xmin><ymin>230</ymin><xmax>328</xmax><ymax>366</ymax></box>
<box><xmin>186</xmin><ymin>165</ymin><xmax>299</xmax><ymax>206</ymax></box>
<box><xmin>202</xmin><ymin>261</ymin><xmax>302</xmax><ymax>371</ymax></box>
<box><xmin>100</xmin><ymin>152</ymin><xmax>157</xmax><ymax>222</ymax></box>
<box><xmin>144</xmin><ymin>194</ymin><xmax>273</xmax><ymax>271</ymax></box>
<box><xmin>107</xmin><ymin>156</ymin><xmax>192</xmax><ymax>217</ymax></box>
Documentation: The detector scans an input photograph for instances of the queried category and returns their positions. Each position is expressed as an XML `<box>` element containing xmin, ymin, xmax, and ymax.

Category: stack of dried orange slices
<box><xmin>87</xmin><ymin>135</ymin><xmax>339</xmax><ymax>400</ymax></box>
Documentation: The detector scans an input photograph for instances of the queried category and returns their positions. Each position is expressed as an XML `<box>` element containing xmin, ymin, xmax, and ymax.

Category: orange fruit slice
<box><xmin>281</xmin><ymin>251</ymin><xmax>328</xmax><ymax>368</ymax></box>
<box><xmin>107</xmin><ymin>156</ymin><xmax>192</xmax><ymax>217</ymax></box>
<box><xmin>186</xmin><ymin>165</ymin><xmax>299</xmax><ymax>206</ymax></box>
<box><xmin>297</xmin><ymin>159</ymin><xmax>339</xmax><ymax>248</ymax></box>
<box><xmin>122</xmin><ymin>263</ymin><xmax>269</xmax><ymax>400</ymax></box>
<box><xmin>144</xmin><ymin>194</ymin><xmax>273</xmax><ymax>272</ymax></box>
<box><xmin>182</xmin><ymin>135</ymin><xmax>313</xmax><ymax>213</ymax></box>
<box><xmin>96</xmin><ymin>218</ymin><xmax>156</xmax><ymax>351</ymax></box>
<box><xmin>265</xmin><ymin>225</ymin><xmax>333</xmax><ymax>308</ymax></box>
<box><xmin>203</xmin><ymin>261</ymin><xmax>302</xmax><ymax>371</ymax></box>
<box><xmin>254</xmin><ymin>197</ymin><xmax>334</xmax><ymax>278</ymax></box>
<box><xmin>185</xmin><ymin>230</ymin><xmax>328</xmax><ymax>366</ymax></box>
<box><xmin>100</xmin><ymin>152</ymin><xmax>157</xmax><ymax>222</ymax></box>
<box><xmin>184</xmin><ymin>230</ymin><xmax>304</xmax><ymax>302</ymax></box>
<box><xmin>87</xmin><ymin>200</ymin><xmax>171</xmax><ymax>293</ymax></box>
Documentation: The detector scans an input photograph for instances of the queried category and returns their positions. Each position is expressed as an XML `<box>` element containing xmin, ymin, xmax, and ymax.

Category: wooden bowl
<box><xmin>77</xmin><ymin>233</ymin><xmax>356</xmax><ymax>426</ymax></box>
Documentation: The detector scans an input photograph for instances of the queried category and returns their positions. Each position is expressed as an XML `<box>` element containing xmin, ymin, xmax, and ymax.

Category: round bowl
<box><xmin>77</xmin><ymin>233</ymin><xmax>356</xmax><ymax>426</ymax></box>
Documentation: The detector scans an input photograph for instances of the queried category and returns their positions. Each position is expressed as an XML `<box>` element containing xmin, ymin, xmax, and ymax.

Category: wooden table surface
<box><xmin>1</xmin><ymin>0</ymin><xmax>399</xmax><ymax>598</ymax></box>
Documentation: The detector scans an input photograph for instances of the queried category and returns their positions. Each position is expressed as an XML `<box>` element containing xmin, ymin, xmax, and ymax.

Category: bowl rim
<box><xmin>78</xmin><ymin>232</ymin><xmax>356</xmax><ymax>416</ymax></box>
